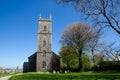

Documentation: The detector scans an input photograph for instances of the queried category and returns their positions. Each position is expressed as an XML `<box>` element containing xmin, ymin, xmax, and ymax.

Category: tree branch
<box><xmin>102</xmin><ymin>10</ymin><xmax>120</xmax><ymax>34</ymax></box>
<box><xmin>111</xmin><ymin>16</ymin><xmax>120</xmax><ymax>29</ymax></box>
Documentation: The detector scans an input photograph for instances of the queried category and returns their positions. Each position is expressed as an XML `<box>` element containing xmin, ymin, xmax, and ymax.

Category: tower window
<box><xmin>42</xmin><ymin>50</ymin><xmax>46</xmax><ymax>56</ymax></box>
<box><xmin>43</xmin><ymin>40</ymin><xmax>46</xmax><ymax>47</ymax></box>
<box><xmin>44</xmin><ymin>26</ymin><xmax>46</xmax><ymax>31</ymax></box>
<box><xmin>42</xmin><ymin>61</ymin><xmax>46</xmax><ymax>68</ymax></box>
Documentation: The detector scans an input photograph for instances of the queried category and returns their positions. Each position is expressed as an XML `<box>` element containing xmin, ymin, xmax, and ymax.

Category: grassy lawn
<box><xmin>9</xmin><ymin>71</ymin><xmax>120</xmax><ymax>80</ymax></box>
<box><xmin>0</xmin><ymin>72</ymin><xmax>19</xmax><ymax>78</ymax></box>
<box><xmin>0</xmin><ymin>72</ymin><xmax>10</xmax><ymax>78</ymax></box>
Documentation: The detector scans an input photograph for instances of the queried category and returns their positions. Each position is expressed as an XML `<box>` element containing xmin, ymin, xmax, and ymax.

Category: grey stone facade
<box><xmin>23</xmin><ymin>15</ymin><xmax>60</xmax><ymax>72</ymax></box>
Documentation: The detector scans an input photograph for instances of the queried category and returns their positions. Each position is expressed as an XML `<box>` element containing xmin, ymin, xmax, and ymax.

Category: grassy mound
<box><xmin>9</xmin><ymin>71</ymin><xmax>120</xmax><ymax>80</ymax></box>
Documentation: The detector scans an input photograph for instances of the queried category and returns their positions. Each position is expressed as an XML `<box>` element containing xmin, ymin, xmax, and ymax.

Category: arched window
<box><xmin>42</xmin><ymin>50</ymin><xmax>46</xmax><ymax>56</ymax></box>
<box><xmin>43</xmin><ymin>26</ymin><xmax>46</xmax><ymax>31</ymax></box>
<box><xmin>43</xmin><ymin>40</ymin><xmax>46</xmax><ymax>47</ymax></box>
<box><xmin>42</xmin><ymin>61</ymin><xmax>46</xmax><ymax>68</ymax></box>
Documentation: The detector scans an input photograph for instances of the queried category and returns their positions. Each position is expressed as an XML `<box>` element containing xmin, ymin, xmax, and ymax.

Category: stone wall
<box><xmin>28</xmin><ymin>53</ymin><xmax>37</xmax><ymax>72</ymax></box>
<box><xmin>38</xmin><ymin>19</ymin><xmax>52</xmax><ymax>52</ymax></box>
<box><xmin>36</xmin><ymin>52</ymin><xmax>52</xmax><ymax>72</ymax></box>
<box><xmin>51</xmin><ymin>52</ymin><xmax>60</xmax><ymax>71</ymax></box>
<box><xmin>28</xmin><ymin>51</ymin><xmax>60</xmax><ymax>72</ymax></box>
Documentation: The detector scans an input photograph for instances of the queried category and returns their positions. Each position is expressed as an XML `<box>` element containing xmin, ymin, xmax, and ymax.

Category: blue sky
<box><xmin>0</xmin><ymin>0</ymin><xmax>119</xmax><ymax>68</ymax></box>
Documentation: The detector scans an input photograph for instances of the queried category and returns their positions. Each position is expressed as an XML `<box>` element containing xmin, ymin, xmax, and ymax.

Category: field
<box><xmin>9</xmin><ymin>71</ymin><xmax>120</xmax><ymax>80</ymax></box>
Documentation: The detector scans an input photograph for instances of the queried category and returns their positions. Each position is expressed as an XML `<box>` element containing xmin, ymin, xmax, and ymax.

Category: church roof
<box><xmin>28</xmin><ymin>51</ymin><xmax>59</xmax><ymax>59</ymax></box>
<box><xmin>52</xmin><ymin>51</ymin><xmax>60</xmax><ymax>58</ymax></box>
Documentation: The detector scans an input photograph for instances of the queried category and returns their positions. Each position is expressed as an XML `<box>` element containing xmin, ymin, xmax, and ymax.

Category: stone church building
<box><xmin>23</xmin><ymin>14</ymin><xmax>60</xmax><ymax>72</ymax></box>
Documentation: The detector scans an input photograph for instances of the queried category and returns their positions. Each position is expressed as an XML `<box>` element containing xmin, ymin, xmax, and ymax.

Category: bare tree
<box><xmin>61</xmin><ymin>22</ymin><xmax>96</xmax><ymax>70</ymax></box>
<box><xmin>87</xmin><ymin>29</ymin><xmax>101</xmax><ymax>65</ymax></box>
<box><xmin>100</xmin><ymin>42</ymin><xmax>120</xmax><ymax>62</ymax></box>
<box><xmin>93</xmin><ymin>53</ymin><xmax>106</xmax><ymax>63</ymax></box>
<box><xmin>58</xmin><ymin>0</ymin><xmax>120</xmax><ymax>35</ymax></box>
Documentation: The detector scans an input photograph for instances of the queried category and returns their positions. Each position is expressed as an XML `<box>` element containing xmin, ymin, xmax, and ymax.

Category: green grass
<box><xmin>0</xmin><ymin>72</ymin><xmax>10</xmax><ymax>78</ymax></box>
<box><xmin>9</xmin><ymin>71</ymin><xmax>120</xmax><ymax>80</ymax></box>
<box><xmin>0</xmin><ymin>72</ymin><xmax>19</xmax><ymax>78</ymax></box>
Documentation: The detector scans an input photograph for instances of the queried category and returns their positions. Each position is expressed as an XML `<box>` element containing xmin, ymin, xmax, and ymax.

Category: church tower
<box><xmin>26</xmin><ymin>14</ymin><xmax>60</xmax><ymax>72</ymax></box>
<box><xmin>36</xmin><ymin>14</ymin><xmax>53</xmax><ymax>72</ymax></box>
<box><xmin>38</xmin><ymin>14</ymin><xmax>52</xmax><ymax>52</ymax></box>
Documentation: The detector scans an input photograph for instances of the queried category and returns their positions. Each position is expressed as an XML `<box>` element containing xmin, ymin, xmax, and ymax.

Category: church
<box><xmin>23</xmin><ymin>14</ymin><xmax>60</xmax><ymax>72</ymax></box>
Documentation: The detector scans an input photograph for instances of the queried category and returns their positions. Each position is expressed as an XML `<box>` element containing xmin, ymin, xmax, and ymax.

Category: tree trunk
<box><xmin>78</xmin><ymin>48</ymin><xmax>82</xmax><ymax>70</ymax></box>
<box><xmin>66</xmin><ymin>64</ymin><xmax>70</xmax><ymax>71</ymax></box>
<box><xmin>91</xmin><ymin>48</ymin><xmax>95</xmax><ymax>65</ymax></box>
<box><xmin>66</xmin><ymin>62</ymin><xmax>69</xmax><ymax>71</ymax></box>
